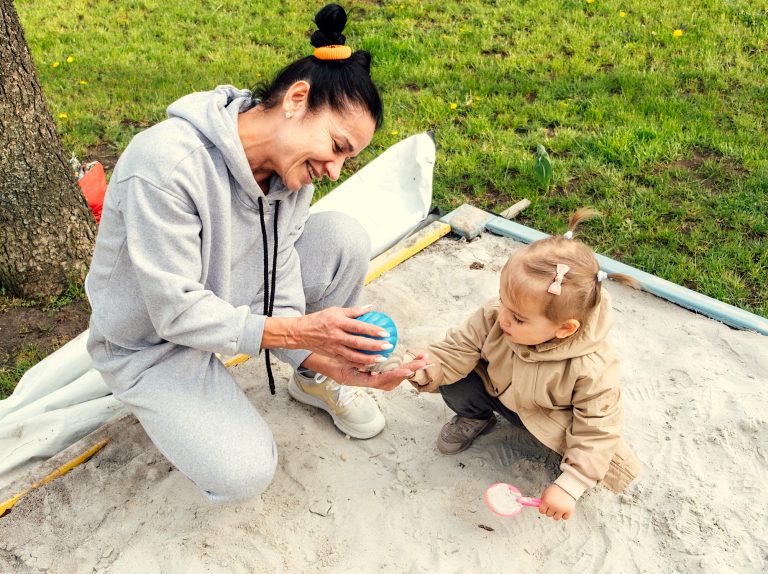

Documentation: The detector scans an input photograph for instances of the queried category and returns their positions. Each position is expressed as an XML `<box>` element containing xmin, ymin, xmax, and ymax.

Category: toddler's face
<box><xmin>498</xmin><ymin>290</ymin><xmax>563</xmax><ymax>346</ymax></box>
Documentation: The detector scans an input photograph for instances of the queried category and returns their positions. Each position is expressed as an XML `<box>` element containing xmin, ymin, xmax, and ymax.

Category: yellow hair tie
<box><xmin>313</xmin><ymin>45</ymin><xmax>352</xmax><ymax>60</ymax></box>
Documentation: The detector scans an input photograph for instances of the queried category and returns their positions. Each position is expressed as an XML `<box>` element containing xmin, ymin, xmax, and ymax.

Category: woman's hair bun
<box><xmin>310</xmin><ymin>4</ymin><xmax>348</xmax><ymax>48</ymax></box>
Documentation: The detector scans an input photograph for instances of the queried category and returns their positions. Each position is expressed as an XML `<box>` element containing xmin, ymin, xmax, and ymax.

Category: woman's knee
<box><xmin>297</xmin><ymin>211</ymin><xmax>371</xmax><ymax>310</ymax></box>
<box><xmin>202</xmin><ymin>440</ymin><xmax>278</xmax><ymax>504</ymax></box>
<box><xmin>314</xmin><ymin>211</ymin><xmax>371</xmax><ymax>264</ymax></box>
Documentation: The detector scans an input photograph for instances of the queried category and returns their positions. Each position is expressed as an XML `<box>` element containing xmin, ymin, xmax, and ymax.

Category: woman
<box><xmin>86</xmin><ymin>4</ymin><xmax>428</xmax><ymax>503</ymax></box>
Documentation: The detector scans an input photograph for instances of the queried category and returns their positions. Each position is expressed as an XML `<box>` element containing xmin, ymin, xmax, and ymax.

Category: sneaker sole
<box><xmin>436</xmin><ymin>416</ymin><xmax>497</xmax><ymax>455</ymax></box>
<box><xmin>287</xmin><ymin>377</ymin><xmax>385</xmax><ymax>440</ymax></box>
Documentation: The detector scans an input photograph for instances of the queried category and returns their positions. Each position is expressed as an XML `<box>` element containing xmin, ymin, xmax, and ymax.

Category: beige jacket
<box><xmin>411</xmin><ymin>291</ymin><xmax>641</xmax><ymax>499</ymax></box>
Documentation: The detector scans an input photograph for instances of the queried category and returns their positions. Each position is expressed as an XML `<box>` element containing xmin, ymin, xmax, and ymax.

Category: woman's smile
<box><xmin>306</xmin><ymin>160</ymin><xmax>318</xmax><ymax>183</ymax></box>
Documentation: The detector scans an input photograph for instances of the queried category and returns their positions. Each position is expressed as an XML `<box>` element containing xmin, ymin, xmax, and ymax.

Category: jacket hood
<box><xmin>166</xmin><ymin>85</ymin><xmax>267</xmax><ymax>202</ymax></box>
<box><xmin>510</xmin><ymin>290</ymin><xmax>614</xmax><ymax>362</ymax></box>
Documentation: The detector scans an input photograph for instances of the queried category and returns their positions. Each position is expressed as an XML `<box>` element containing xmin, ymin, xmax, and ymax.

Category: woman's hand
<box><xmin>265</xmin><ymin>306</ymin><xmax>397</xmax><ymax>366</ymax></box>
<box><xmin>293</xmin><ymin>305</ymin><xmax>400</xmax><ymax>366</ymax></box>
<box><xmin>336</xmin><ymin>352</ymin><xmax>430</xmax><ymax>390</ymax></box>
<box><xmin>538</xmin><ymin>484</ymin><xmax>576</xmax><ymax>521</ymax></box>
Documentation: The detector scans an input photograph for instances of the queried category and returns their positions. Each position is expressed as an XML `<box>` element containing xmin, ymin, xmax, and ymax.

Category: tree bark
<box><xmin>0</xmin><ymin>0</ymin><xmax>96</xmax><ymax>299</ymax></box>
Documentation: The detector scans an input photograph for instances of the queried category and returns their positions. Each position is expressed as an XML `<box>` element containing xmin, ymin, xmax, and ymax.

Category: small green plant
<box><xmin>0</xmin><ymin>370</ymin><xmax>16</xmax><ymax>400</ymax></box>
<box><xmin>46</xmin><ymin>281</ymin><xmax>86</xmax><ymax>311</ymax></box>
<box><xmin>534</xmin><ymin>144</ymin><xmax>553</xmax><ymax>192</ymax></box>
<box><xmin>0</xmin><ymin>291</ymin><xmax>39</xmax><ymax>311</ymax></box>
<box><xmin>0</xmin><ymin>345</ymin><xmax>47</xmax><ymax>400</ymax></box>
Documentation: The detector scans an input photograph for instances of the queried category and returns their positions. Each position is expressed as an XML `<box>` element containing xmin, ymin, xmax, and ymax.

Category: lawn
<box><xmin>16</xmin><ymin>0</ymin><xmax>768</xmax><ymax>317</ymax></box>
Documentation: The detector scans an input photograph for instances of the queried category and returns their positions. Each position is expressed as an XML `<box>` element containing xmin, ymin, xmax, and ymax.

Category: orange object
<box><xmin>313</xmin><ymin>45</ymin><xmax>352</xmax><ymax>60</ymax></box>
<box><xmin>78</xmin><ymin>161</ymin><xmax>106</xmax><ymax>223</ymax></box>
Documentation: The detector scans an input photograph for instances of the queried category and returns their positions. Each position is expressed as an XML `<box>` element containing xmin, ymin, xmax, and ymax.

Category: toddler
<box><xmin>407</xmin><ymin>209</ymin><xmax>642</xmax><ymax>520</ymax></box>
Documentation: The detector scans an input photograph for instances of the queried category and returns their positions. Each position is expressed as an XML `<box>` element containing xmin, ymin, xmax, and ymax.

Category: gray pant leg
<box><xmin>295</xmin><ymin>211</ymin><xmax>370</xmax><ymax>312</ymax></box>
<box><xmin>89</xmin><ymin>330</ymin><xmax>277</xmax><ymax>504</ymax></box>
<box><xmin>274</xmin><ymin>211</ymin><xmax>371</xmax><ymax>370</ymax></box>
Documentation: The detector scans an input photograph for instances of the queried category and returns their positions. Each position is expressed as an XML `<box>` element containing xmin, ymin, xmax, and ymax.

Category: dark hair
<box><xmin>253</xmin><ymin>4</ymin><xmax>383</xmax><ymax>129</ymax></box>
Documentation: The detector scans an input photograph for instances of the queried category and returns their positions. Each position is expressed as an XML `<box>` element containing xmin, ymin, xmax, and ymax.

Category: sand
<box><xmin>1</xmin><ymin>232</ymin><xmax>767</xmax><ymax>573</ymax></box>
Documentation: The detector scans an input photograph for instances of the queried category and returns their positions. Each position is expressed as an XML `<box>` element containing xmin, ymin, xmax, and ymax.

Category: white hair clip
<box><xmin>597</xmin><ymin>270</ymin><xmax>608</xmax><ymax>283</ymax></box>
<box><xmin>563</xmin><ymin>230</ymin><xmax>574</xmax><ymax>240</ymax></box>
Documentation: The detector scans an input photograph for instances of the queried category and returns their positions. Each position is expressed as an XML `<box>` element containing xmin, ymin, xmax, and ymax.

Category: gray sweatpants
<box><xmin>88</xmin><ymin>212</ymin><xmax>370</xmax><ymax>503</ymax></box>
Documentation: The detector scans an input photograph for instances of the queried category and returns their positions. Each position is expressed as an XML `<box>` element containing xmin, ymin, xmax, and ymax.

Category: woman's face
<box><xmin>276</xmin><ymin>99</ymin><xmax>376</xmax><ymax>192</ymax></box>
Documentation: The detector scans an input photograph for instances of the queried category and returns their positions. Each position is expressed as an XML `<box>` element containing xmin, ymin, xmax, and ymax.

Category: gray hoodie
<box><xmin>86</xmin><ymin>85</ymin><xmax>312</xmax><ymax>372</ymax></box>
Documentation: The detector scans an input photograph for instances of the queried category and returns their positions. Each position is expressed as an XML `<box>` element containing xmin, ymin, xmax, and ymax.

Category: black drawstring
<box><xmin>257</xmin><ymin>197</ymin><xmax>280</xmax><ymax>395</ymax></box>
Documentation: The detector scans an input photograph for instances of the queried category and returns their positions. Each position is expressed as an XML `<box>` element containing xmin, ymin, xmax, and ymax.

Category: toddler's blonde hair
<box><xmin>501</xmin><ymin>208</ymin><xmax>639</xmax><ymax>324</ymax></box>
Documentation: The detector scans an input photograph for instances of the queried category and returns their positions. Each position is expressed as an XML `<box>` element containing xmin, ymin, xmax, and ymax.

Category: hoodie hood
<box><xmin>166</xmin><ymin>85</ymin><xmax>271</xmax><ymax>204</ymax></box>
<box><xmin>509</xmin><ymin>290</ymin><xmax>614</xmax><ymax>362</ymax></box>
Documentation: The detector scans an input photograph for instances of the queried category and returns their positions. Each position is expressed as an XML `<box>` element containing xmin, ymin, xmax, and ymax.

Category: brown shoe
<box><xmin>436</xmin><ymin>415</ymin><xmax>497</xmax><ymax>455</ymax></box>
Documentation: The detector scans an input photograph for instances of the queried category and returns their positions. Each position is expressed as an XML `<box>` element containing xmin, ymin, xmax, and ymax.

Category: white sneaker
<box><xmin>288</xmin><ymin>372</ymin><xmax>386</xmax><ymax>439</ymax></box>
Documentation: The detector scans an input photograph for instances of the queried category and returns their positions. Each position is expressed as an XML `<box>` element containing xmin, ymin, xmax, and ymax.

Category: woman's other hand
<box><xmin>333</xmin><ymin>352</ymin><xmax>431</xmax><ymax>391</ymax></box>
<box><xmin>301</xmin><ymin>351</ymin><xmax>431</xmax><ymax>392</ymax></box>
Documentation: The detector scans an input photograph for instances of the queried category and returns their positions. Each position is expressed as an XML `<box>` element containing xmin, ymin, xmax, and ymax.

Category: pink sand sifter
<box><xmin>484</xmin><ymin>483</ymin><xmax>541</xmax><ymax>518</ymax></box>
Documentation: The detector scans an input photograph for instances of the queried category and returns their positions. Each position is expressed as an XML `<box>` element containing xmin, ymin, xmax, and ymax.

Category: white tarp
<box><xmin>0</xmin><ymin>133</ymin><xmax>436</xmax><ymax>488</ymax></box>
<box><xmin>0</xmin><ymin>331</ymin><xmax>123</xmax><ymax>488</ymax></box>
<box><xmin>311</xmin><ymin>132</ymin><xmax>435</xmax><ymax>257</ymax></box>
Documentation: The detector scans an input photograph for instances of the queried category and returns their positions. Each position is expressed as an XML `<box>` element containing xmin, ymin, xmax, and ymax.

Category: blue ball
<box><xmin>355</xmin><ymin>311</ymin><xmax>398</xmax><ymax>357</ymax></box>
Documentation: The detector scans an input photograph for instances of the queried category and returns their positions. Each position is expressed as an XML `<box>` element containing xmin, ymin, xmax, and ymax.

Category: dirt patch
<box><xmin>481</xmin><ymin>181</ymin><xmax>510</xmax><ymax>212</ymax></box>
<box><xmin>481</xmin><ymin>46</ymin><xmax>509</xmax><ymax>58</ymax></box>
<box><xmin>652</xmin><ymin>146</ymin><xmax>748</xmax><ymax>195</ymax></box>
<box><xmin>84</xmin><ymin>142</ymin><xmax>120</xmax><ymax>174</ymax></box>
<box><xmin>0</xmin><ymin>298</ymin><xmax>91</xmax><ymax>395</ymax></box>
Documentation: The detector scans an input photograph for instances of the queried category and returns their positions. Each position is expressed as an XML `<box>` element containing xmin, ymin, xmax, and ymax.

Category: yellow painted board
<box><xmin>221</xmin><ymin>354</ymin><xmax>251</xmax><ymax>368</ymax></box>
<box><xmin>218</xmin><ymin>221</ymin><xmax>450</xmax><ymax>369</ymax></box>
<box><xmin>365</xmin><ymin>220</ymin><xmax>451</xmax><ymax>284</ymax></box>
<box><xmin>0</xmin><ymin>437</ymin><xmax>110</xmax><ymax>518</ymax></box>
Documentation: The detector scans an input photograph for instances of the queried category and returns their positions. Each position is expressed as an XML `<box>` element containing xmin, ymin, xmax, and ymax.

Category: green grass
<box><xmin>0</xmin><ymin>345</ymin><xmax>47</xmax><ymax>400</ymax></box>
<box><xmin>17</xmin><ymin>0</ymin><xmax>768</xmax><ymax>317</ymax></box>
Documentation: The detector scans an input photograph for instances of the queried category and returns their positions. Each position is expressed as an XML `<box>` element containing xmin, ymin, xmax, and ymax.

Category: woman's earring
<box><xmin>285</xmin><ymin>112</ymin><xmax>292</xmax><ymax>119</ymax></box>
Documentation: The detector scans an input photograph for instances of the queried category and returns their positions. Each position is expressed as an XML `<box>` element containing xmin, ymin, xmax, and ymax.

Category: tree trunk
<box><xmin>0</xmin><ymin>0</ymin><xmax>96</xmax><ymax>300</ymax></box>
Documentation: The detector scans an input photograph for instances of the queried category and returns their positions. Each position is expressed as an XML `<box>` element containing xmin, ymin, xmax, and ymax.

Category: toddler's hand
<box><xmin>403</xmin><ymin>349</ymin><xmax>433</xmax><ymax>389</ymax></box>
<box><xmin>538</xmin><ymin>484</ymin><xmax>576</xmax><ymax>521</ymax></box>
